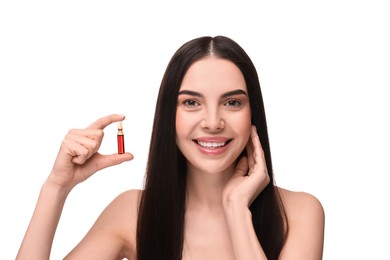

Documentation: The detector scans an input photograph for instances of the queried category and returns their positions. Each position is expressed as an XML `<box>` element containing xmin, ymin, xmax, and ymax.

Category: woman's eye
<box><xmin>183</xmin><ymin>99</ymin><xmax>199</xmax><ymax>107</ymax></box>
<box><xmin>225</xmin><ymin>99</ymin><xmax>242</xmax><ymax>107</ymax></box>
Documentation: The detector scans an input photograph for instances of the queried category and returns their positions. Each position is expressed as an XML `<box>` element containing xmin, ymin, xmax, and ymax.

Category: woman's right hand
<box><xmin>47</xmin><ymin>114</ymin><xmax>133</xmax><ymax>190</ymax></box>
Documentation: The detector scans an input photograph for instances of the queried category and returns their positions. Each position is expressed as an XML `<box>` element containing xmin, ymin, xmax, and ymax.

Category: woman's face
<box><xmin>176</xmin><ymin>56</ymin><xmax>252</xmax><ymax>174</ymax></box>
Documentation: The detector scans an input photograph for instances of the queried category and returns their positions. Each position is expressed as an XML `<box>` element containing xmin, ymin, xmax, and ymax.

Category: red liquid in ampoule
<box><xmin>117</xmin><ymin>122</ymin><xmax>125</xmax><ymax>154</ymax></box>
<box><xmin>118</xmin><ymin>134</ymin><xmax>125</xmax><ymax>154</ymax></box>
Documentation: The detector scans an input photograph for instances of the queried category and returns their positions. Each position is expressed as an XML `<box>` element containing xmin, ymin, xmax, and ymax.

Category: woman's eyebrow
<box><xmin>221</xmin><ymin>89</ymin><xmax>248</xmax><ymax>98</ymax></box>
<box><xmin>178</xmin><ymin>89</ymin><xmax>247</xmax><ymax>98</ymax></box>
<box><xmin>178</xmin><ymin>90</ymin><xmax>203</xmax><ymax>97</ymax></box>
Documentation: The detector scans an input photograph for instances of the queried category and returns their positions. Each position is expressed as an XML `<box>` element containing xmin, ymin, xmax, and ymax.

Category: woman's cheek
<box><xmin>176</xmin><ymin>110</ymin><xmax>192</xmax><ymax>145</ymax></box>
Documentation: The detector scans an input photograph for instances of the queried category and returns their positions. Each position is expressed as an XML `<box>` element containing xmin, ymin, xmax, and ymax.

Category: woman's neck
<box><xmin>185</xmin><ymin>166</ymin><xmax>234</xmax><ymax>212</ymax></box>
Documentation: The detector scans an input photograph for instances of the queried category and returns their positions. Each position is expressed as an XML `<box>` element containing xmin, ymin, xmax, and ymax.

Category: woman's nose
<box><xmin>199</xmin><ymin>109</ymin><xmax>225</xmax><ymax>131</ymax></box>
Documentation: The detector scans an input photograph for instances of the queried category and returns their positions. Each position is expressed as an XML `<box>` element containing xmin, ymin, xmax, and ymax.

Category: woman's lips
<box><xmin>193</xmin><ymin>138</ymin><xmax>232</xmax><ymax>155</ymax></box>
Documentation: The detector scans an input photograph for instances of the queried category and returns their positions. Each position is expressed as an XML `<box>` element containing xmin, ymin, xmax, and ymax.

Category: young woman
<box><xmin>17</xmin><ymin>36</ymin><xmax>325</xmax><ymax>260</ymax></box>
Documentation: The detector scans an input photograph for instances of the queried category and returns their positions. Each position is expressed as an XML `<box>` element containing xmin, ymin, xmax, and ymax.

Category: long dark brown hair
<box><xmin>137</xmin><ymin>36</ymin><xmax>288</xmax><ymax>260</ymax></box>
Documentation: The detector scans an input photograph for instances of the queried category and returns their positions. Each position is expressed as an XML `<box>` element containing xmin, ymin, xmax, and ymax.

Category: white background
<box><xmin>1</xmin><ymin>1</ymin><xmax>389</xmax><ymax>259</ymax></box>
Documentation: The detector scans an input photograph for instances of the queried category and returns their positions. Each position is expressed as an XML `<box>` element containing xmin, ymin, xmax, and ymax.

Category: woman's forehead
<box><xmin>180</xmin><ymin>57</ymin><xmax>246</xmax><ymax>93</ymax></box>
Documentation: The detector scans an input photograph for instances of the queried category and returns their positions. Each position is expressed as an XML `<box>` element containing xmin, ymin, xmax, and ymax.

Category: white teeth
<box><xmin>197</xmin><ymin>141</ymin><xmax>226</xmax><ymax>148</ymax></box>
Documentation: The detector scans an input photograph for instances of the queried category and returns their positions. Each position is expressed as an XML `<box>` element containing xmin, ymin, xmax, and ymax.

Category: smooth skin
<box><xmin>17</xmin><ymin>57</ymin><xmax>324</xmax><ymax>260</ymax></box>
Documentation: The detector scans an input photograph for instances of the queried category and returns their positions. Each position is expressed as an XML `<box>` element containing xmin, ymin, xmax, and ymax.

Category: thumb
<box><xmin>87</xmin><ymin>152</ymin><xmax>134</xmax><ymax>173</ymax></box>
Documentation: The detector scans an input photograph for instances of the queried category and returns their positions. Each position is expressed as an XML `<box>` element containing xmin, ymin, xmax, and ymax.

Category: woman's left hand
<box><xmin>222</xmin><ymin>125</ymin><xmax>270</xmax><ymax>208</ymax></box>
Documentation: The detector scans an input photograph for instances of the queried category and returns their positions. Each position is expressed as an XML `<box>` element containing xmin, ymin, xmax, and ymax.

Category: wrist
<box><xmin>222</xmin><ymin>193</ymin><xmax>250</xmax><ymax>210</ymax></box>
<box><xmin>223</xmin><ymin>201</ymin><xmax>252</xmax><ymax>220</ymax></box>
<box><xmin>43</xmin><ymin>177</ymin><xmax>73</xmax><ymax>195</ymax></box>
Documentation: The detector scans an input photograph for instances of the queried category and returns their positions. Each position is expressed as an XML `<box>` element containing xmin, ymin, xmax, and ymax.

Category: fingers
<box><xmin>63</xmin><ymin>129</ymin><xmax>104</xmax><ymax>164</ymax></box>
<box><xmin>64</xmin><ymin>114</ymin><xmax>125</xmax><ymax>164</ymax></box>
<box><xmin>50</xmin><ymin>115</ymin><xmax>132</xmax><ymax>188</ymax></box>
<box><xmin>247</xmin><ymin>125</ymin><xmax>268</xmax><ymax>177</ymax></box>
<box><xmin>86</xmin><ymin>114</ymin><xmax>125</xmax><ymax>130</ymax></box>
<box><xmin>250</xmin><ymin>125</ymin><xmax>262</xmax><ymax>157</ymax></box>
<box><xmin>246</xmin><ymin>139</ymin><xmax>254</xmax><ymax>169</ymax></box>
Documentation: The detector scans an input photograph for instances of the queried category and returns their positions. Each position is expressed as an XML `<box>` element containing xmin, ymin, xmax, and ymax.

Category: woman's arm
<box><xmin>222</xmin><ymin>126</ymin><xmax>269</xmax><ymax>259</ymax></box>
<box><xmin>16</xmin><ymin>180</ymin><xmax>70</xmax><ymax>260</ymax></box>
<box><xmin>16</xmin><ymin>114</ymin><xmax>133</xmax><ymax>260</ymax></box>
<box><xmin>223</xmin><ymin>125</ymin><xmax>325</xmax><ymax>259</ymax></box>
<box><xmin>223</xmin><ymin>201</ymin><xmax>267</xmax><ymax>259</ymax></box>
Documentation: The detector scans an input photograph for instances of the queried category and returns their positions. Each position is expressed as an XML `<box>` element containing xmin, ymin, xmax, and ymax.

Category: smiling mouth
<box><xmin>194</xmin><ymin>139</ymin><xmax>232</xmax><ymax>149</ymax></box>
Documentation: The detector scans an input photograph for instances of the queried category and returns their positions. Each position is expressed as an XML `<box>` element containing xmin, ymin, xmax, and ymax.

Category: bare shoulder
<box><xmin>102</xmin><ymin>189</ymin><xmax>142</xmax><ymax>221</ymax></box>
<box><xmin>277</xmin><ymin>187</ymin><xmax>324</xmax><ymax>219</ymax></box>
<box><xmin>111</xmin><ymin>189</ymin><xmax>142</xmax><ymax>211</ymax></box>
<box><xmin>109</xmin><ymin>189</ymin><xmax>143</xmax><ymax>239</ymax></box>
<box><xmin>277</xmin><ymin>187</ymin><xmax>325</xmax><ymax>259</ymax></box>
<box><xmin>112</xmin><ymin>189</ymin><xmax>142</xmax><ymax>256</ymax></box>
<box><xmin>65</xmin><ymin>189</ymin><xmax>143</xmax><ymax>259</ymax></box>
